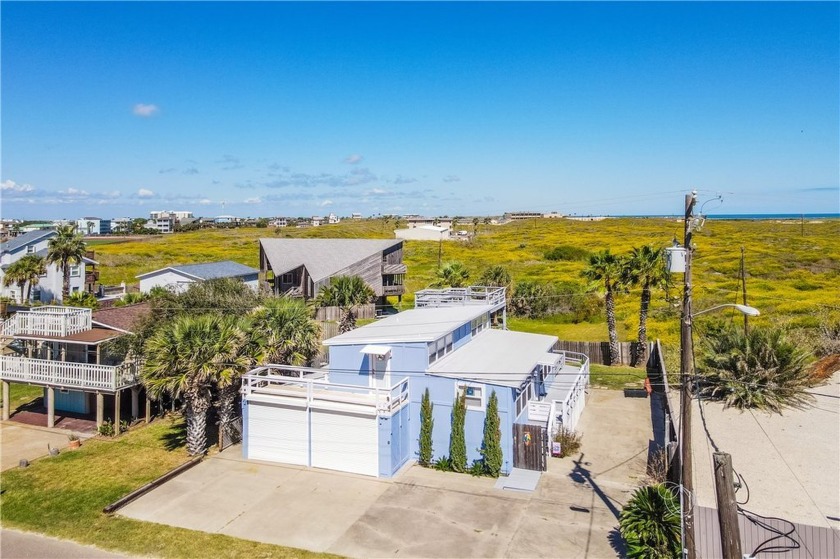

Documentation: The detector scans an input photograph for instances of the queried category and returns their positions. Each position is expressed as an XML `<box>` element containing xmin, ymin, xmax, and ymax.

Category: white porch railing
<box><xmin>242</xmin><ymin>365</ymin><xmax>410</xmax><ymax>416</ymax></box>
<box><xmin>548</xmin><ymin>352</ymin><xmax>590</xmax><ymax>435</ymax></box>
<box><xmin>415</xmin><ymin>286</ymin><xmax>506</xmax><ymax>309</ymax></box>
<box><xmin>2</xmin><ymin>307</ymin><xmax>92</xmax><ymax>338</ymax></box>
<box><xmin>0</xmin><ymin>355</ymin><xmax>139</xmax><ymax>392</ymax></box>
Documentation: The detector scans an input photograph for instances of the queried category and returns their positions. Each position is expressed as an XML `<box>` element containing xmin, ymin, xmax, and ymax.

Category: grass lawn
<box><xmin>0</xmin><ymin>383</ymin><xmax>43</xmax><ymax>412</ymax></box>
<box><xmin>588</xmin><ymin>363</ymin><xmax>647</xmax><ymax>389</ymax></box>
<box><xmin>0</xmin><ymin>417</ymin><xmax>339</xmax><ymax>559</ymax></box>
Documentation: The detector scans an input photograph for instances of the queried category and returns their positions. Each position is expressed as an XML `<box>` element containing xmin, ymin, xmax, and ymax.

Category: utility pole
<box><xmin>740</xmin><ymin>247</ymin><xmax>749</xmax><ymax>335</ymax></box>
<box><xmin>713</xmin><ymin>452</ymin><xmax>743</xmax><ymax>559</ymax></box>
<box><xmin>680</xmin><ymin>191</ymin><xmax>697</xmax><ymax>559</ymax></box>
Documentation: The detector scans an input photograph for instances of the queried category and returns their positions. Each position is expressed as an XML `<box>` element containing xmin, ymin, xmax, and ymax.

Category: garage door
<box><xmin>311</xmin><ymin>408</ymin><xmax>379</xmax><ymax>476</ymax></box>
<box><xmin>246</xmin><ymin>400</ymin><xmax>308</xmax><ymax>466</ymax></box>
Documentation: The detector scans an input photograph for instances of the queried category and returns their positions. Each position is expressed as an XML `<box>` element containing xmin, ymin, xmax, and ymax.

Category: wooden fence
<box><xmin>554</xmin><ymin>340</ymin><xmax>651</xmax><ymax>366</ymax></box>
<box><xmin>314</xmin><ymin>304</ymin><xmax>376</xmax><ymax>322</ymax></box>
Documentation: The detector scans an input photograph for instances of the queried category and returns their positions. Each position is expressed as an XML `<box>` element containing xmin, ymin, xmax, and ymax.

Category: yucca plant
<box><xmin>619</xmin><ymin>484</ymin><xmax>681</xmax><ymax>559</ymax></box>
<box><xmin>698</xmin><ymin>323</ymin><xmax>814</xmax><ymax>413</ymax></box>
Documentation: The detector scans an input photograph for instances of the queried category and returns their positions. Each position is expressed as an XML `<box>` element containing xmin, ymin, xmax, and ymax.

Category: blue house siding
<box><xmin>377</xmin><ymin>405</ymin><xmax>411</xmax><ymax>476</ymax></box>
<box><xmin>328</xmin><ymin>342</ymin><xmax>428</xmax><ymax>388</ymax></box>
<box><xmin>405</xmin><ymin>376</ymin><xmax>517</xmax><ymax>475</ymax></box>
<box><xmin>49</xmin><ymin>389</ymin><xmax>90</xmax><ymax>414</ymax></box>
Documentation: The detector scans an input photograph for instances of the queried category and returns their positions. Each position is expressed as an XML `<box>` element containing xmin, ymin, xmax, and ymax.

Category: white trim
<box><xmin>456</xmin><ymin>382</ymin><xmax>486</xmax><ymax>411</ymax></box>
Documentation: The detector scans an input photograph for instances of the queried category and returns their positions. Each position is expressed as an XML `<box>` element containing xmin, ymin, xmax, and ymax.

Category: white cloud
<box><xmin>243</xmin><ymin>197</ymin><xmax>262</xmax><ymax>204</ymax></box>
<box><xmin>137</xmin><ymin>188</ymin><xmax>156</xmax><ymax>198</ymax></box>
<box><xmin>319</xmin><ymin>199</ymin><xmax>334</xmax><ymax>207</ymax></box>
<box><xmin>199</xmin><ymin>198</ymin><xmax>213</xmax><ymax>205</ymax></box>
<box><xmin>1</xmin><ymin>179</ymin><xmax>34</xmax><ymax>193</ymax></box>
<box><xmin>344</xmin><ymin>154</ymin><xmax>364</xmax><ymax>164</ymax></box>
<box><xmin>133</xmin><ymin>103</ymin><xmax>159</xmax><ymax>117</ymax></box>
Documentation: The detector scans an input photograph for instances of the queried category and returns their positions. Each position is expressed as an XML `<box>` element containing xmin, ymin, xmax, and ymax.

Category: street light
<box><xmin>692</xmin><ymin>304</ymin><xmax>760</xmax><ymax>318</ymax></box>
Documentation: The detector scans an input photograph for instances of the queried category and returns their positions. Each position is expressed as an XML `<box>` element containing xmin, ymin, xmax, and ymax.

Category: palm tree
<box><xmin>619</xmin><ymin>484</ymin><xmax>681</xmax><ymax>559</ymax></box>
<box><xmin>316</xmin><ymin>275</ymin><xmax>375</xmax><ymax>333</ymax></box>
<box><xmin>625</xmin><ymin>245</ymin><xmax>670</xmax><ymax>365</ymax></box>
<box><xmin>432</xmin><ymin>261</ymin><xmax>470</xmax><ymax>289</ymax></box>
<box><xmin>3</xmin><ymin>255</ymin><xmax>46</xmax><ymax>303</ymax></box>
<box><xmin>249</xmin><ymin>297</ymin><xmax>321</xmax><ymax>365</ymax></box>
<box><xmin>213</xmin><ymin>317</ymin><xmax>259</xmax><ymax>447</ymax></box>
<box><xmin>582</xmin><ymin>250</ymin><xmax>626</xmax><ymax>365</ymax></box>
<box><xmin>472</xmin><ymin>217</ymin><xmax>480</xmax><ymax>236</ymax></box>
<box><xmin>64</xmin><ymin>291</ymin><xmax>99</xmax><ymax>310</ymax></box>
<box><xmin>698</xmin><ymin>324</ymin><xmax>813</xmax><ymax>413</ymax></box>
<box><xmin>142</xmin><ymin>314</ymin><xmax>236</xmax><ymax>455</ymax></box>
<box><xmin>46</xmin><ymin>224</ymin><xmax>86</xmax><ymax>301</ymax></box>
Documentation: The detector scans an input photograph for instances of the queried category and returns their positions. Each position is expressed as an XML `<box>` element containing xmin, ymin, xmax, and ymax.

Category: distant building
<box><xmin>406</xmin><ymin>216</ymin><xmax>453</xmax><ymax>229</ymax></box>
<box><xmin>269</xmin><ymin>218</ymin><xmax>288</xmax><ymax>227</ymax></box>
<box><xmin>136</xmin><ymin>260</ymin><xmax>260</xmax><ymax>294</ymax></box>
<box><xmin>327</xmin><ymin>213</ymin><xmax>340</xmax><ymax>224</ymax></box>
<box><xmin>395</xmin><ymin>224</ymin><xmax>451</xmax><ymax>241</ymax></box>
<box><xmin>76</xmin><ymin>217</ymin><xmax>111</xmax><ymax>236</ymax></box>
<box><xmin>311</xmin><ymin>216</ymin><xmax>323</xmax><ymax>227</ymax></box>
<box><xmin>504</xmin><ymin>212</ymin><xmax>543</xmax><ymax>221</ymax></box>
<box><xmin>351</xmin><ymin>213</ymin><xmax>363</xmax><ymax>220</ymax></box>
<box><xmin>110</xmin><ymin>218</ymin><xmax>133</xmax><ymax>233</ymax></box>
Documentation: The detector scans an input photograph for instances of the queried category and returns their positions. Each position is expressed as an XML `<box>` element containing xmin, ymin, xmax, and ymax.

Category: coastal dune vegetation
<box><xmin>91</xmin><ymin>216</ymin><xmax>840</xmax><ymax>361</ymax></box>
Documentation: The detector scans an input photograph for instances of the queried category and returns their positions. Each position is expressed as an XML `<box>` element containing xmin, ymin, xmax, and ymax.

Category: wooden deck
<box><xmin>0</xmin><ymin>355</ymin><xmax>139</xmax><ymax>392</ymax></box>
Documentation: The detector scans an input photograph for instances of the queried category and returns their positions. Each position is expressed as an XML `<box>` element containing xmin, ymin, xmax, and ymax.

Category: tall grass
<box><xmin>93</xmin><ymin>218</ymin><xmax>840</xmax><ymax>350</ymax></box>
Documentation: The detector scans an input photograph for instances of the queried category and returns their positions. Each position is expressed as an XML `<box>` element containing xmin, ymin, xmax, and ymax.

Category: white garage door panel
<box><xmin>311</xmin><ymin>410</ymin><xmax>378</xmax><ymax>476</ymax></box>
<box><xmin>247</xmin><ymin>401</ymin><xmax>308</xmax><ymax>465</ymax></box>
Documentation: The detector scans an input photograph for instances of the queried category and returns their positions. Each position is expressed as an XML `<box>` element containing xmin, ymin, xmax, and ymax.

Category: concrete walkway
<box><xmin>119</xmin><ymin>388</ymin><xmax>654</xmax><ymax>558</ymax></box>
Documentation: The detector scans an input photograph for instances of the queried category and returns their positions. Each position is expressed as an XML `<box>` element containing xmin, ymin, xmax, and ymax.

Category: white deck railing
<box><xmin>548</xmin><ymin>352</ymin><xmax>590</xmax><ymax>435</ymax></box>
<box><xmin>2</xmin><ymin>307</ymin><xmax>92</xmax><ymax>338</ymax></box>
<box><xmin>242</xmin><ymin>365</ymin><xmax>410</xmax><ymax>416</ymax></box>
<box><xmin>414</xmin><ymin>285</ymin><xmax>506</xmax><ymax>309</ymax></box>
<box><xmin>0</xmin><ymin>355</ymin><xmax>139</xmax><ymax>392</ymax></box>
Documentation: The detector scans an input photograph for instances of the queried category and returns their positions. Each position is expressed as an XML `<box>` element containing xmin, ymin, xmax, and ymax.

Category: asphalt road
<box><xmin>0</xmin><ymin>529</ymin><xmax>131</xmax><ymax>559</ymax></box>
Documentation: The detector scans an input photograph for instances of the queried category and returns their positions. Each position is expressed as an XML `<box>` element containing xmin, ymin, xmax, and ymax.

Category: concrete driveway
<box><xmin>119</xmin><ymin>389</ymin><xmax>656</xmax><ymax>558</ymax></box>
<box><xmin>0</xmin><ymin>422</ymin><xmax>79</xmax><ymax>471</ymax></box>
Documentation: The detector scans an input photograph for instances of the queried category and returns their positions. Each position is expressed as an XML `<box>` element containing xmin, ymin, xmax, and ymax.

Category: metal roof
<box><xmin>0</xmin><ymin>229</ymin><xmax>55</xmax><ymax>254</ymax></box>
<box><xmin>323</xmin><ymin>305</ymin><xmax>493</xmax><ymax>346</ymax></box>
<box><xmin>427</xmin><ymin>329</ymin><xmax>559</xmax><ymax>388</ymax></box>
<box><xmin>136</xmin><ymin>260</ymin><xmax>258</xmax><ymax>281</ymax></box>
<box><xmin>259</xmin><ymin>238</ymin><xmax>402</xmax><ymax>282</ymax></box>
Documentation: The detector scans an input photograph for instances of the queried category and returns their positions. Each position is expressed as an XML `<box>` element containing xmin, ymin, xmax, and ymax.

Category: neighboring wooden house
<box><xmin>0</xmin><ymin>303</ymin><xmax>151</xmax><ymax>428</ymax></box>
<box><xmin>239</xmin><ymin>286</ymin><xmax>590</xmax><ymax>478</ymax></box>
<box><xmin>0</xmin><ymin>229</ymin><xmax>95</xmax><ymax>304</ymax></box>
<box><xmin>136</xmin><ymin>260</ymin><xmax>259</xmax><ymax>294</ymax></box>
<box><xmin>258</xmin><ymin>238</ymin><xmax>406</xmax><ymax>301</ymax></box>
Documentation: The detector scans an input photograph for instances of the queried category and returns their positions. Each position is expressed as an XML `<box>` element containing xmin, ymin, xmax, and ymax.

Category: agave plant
<box><xmin>619</xmin><ymin>484</ymin><xmax>681</xmax><ymax>559</ymax></box>
<box><xmin>698</xmin><ymin>323</ymin><xmax>814</xmax><ymax>413</ymax></box>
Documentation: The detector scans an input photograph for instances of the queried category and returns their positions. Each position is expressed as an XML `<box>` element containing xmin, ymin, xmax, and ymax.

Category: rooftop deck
<box><xmin>242</xmin><ymin>364</ymin><xmax>409</xmax><ymax>416</ymax></box>
<box><xmin>414</xmin><ymin>285</ymin><xmax>506</xmax><ymax>310</ymax></box>
<box><xmin>1</xmin><ymin>307</ymin><xmax>92</xmax><ymax>338</ymax></box>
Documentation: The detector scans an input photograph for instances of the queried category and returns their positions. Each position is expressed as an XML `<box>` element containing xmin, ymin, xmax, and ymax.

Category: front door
<box><xmin>370</xmin><ymin>354</ymin><xmax>391</xmax><ymax>388</ymax></box>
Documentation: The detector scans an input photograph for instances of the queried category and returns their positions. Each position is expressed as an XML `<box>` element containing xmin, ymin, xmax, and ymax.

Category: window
<box><xmin>26</xmin><ymin>245</ymin><xmax>35</xmax><ymax>254</ymax></box>
<box><xmin>456</xmin><ymin>383</ymin><xmax>485</xmax><ymax>410</ymax></box>
<box><xmin>70</xmin><ymin>265</ymin><xmax>81</xmax><ymax>277</ymax></box>
<box><xmin>428</xmin><ymin>342</ymin><xmax>437</xmax><ymax>364</ymax></box>
<box><xmin>281</xmin><ymin>273</ymin><xmax>294</xmax><ymax>283</ymax></box>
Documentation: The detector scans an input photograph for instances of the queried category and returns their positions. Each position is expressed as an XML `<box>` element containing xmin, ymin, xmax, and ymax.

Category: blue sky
<box><xmin>2</xmin><ymin>1</ymin><xmax>838</xmax><ymax>220</ymax></box>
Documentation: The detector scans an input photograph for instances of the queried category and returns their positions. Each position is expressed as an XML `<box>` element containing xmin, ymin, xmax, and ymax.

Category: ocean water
<box><xmin>614</xmin><ymin>213</ymin><xmax>839</xmax><ymax>220</ymax></box>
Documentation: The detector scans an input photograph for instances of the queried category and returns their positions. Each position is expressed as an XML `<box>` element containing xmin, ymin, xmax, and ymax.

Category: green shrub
<box><xmin>545</xmin><ymin>245</ymin><xmax>591</xmax><ymax>261</ymax></box>
<box><xmin>449</xmin><ymin>393</ymin><xmax>467</xmax><ymax>473</ymax></box>
<box><xmin>480</xmin><ymin>390</ymin><xmax>503</xmax><ymax>477</ymax></box>
<box><xmin>619</xmin><ymin>484</ymin><xmax>681</xmax><ymax>559</ymax></box>
<box><xmin>510</xmin><ymin>281</ymin><xmax>550</xmax><ymax>318</ymax></box>
<box><xmin>433</xmin><ymin>456</ymin><xmax>452</xmax><ymax>471</ymax></box>
<box><xmin>553</xmin><ymin>427</ymin><xmax>582</xmax><ymax>458</ymax></box>
<box><xmin>698</xmin><ymin>323</ymin><xmax>815</xmax><ymax>412</ymax></box>
<box><xmin>419</xmin><ymin>388</ymin><xmax>434</xmax><ymax>467</ymax></box>
<box><xmin>468</xmin><ymin>460</ymin><xmax>486</xmax><ymax>477</ymax></box>
<box><xmin>97</xmin><ymin>420</ymin><xmax>115</xmax><ymax>437</ymax></box>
